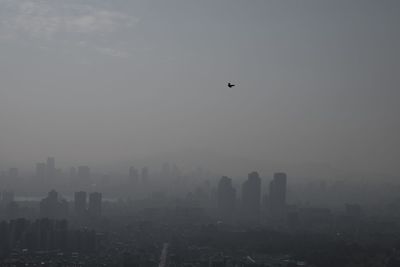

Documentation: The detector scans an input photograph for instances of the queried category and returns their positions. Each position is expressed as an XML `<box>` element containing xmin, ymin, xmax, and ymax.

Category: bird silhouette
<box><xmin>228</xmin><ymin>82</ymin><xmax>235</xmax><ymax>88</ymax></box>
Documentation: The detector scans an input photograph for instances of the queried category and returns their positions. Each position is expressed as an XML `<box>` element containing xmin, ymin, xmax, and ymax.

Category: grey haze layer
<box><xmin>0</xmin><ymin>0</ymin><xmax>399</xmax><ymax>176</ymax></box>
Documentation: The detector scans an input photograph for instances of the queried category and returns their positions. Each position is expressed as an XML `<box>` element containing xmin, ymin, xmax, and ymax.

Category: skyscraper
<box><xmin>217</xmin><ymin>176</ymin><xmax>236</xmax><ymax>223</ymax></box>
<box><xmin>74</xmin><ymin>191</ymin><xmax>87</xmax><ymax>217</ymax></box>
<box><xmin>269</xmin><ymin>173</ymin><xmax>287</xmax><ymax>208</ymax></box>
<box><xmin>267</xmin><ymin>172</ymin><xmax>287</xmax><ymax>222</ymax></box>
<box><xmin>88</xmin><ymin>192</ymin><xmax>102</xmax><ymax>219</ymax></box>
<box><xmin>241</xmin><ymin>172</ymin><xmax>261</xmax><ymax>223</ymax></box>
<box><xmin>39</xmin><ymin>190</ymin><xmax>68</xmax><ymax>219</ymax></box>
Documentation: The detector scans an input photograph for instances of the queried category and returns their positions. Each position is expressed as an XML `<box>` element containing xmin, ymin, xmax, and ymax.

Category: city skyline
<box><xmin>1</xmin><ymin>1</ymin><xmax>399</xmax><ymax>266</ymax></box>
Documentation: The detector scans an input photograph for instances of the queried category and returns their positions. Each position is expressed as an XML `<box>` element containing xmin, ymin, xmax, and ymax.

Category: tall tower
<box><xmin>217</xmin><ymin>176</ymin><xmax>236</xmax><ymax>223</ymax></box>
<box><xmin>88</xmin><ymin>192</ymin><xmax>102</xmax><ymax>219</ymax></box>
<box><xmin>39</xmin><ymin>190</ymin><xmax>68</xmax><ymax>219</ymax></box>
<box><xmin>241</xmin><ymin>171</ymin><xmax>261</xmax><ymax>223</ymax></box>
<box><xmin>74</xmin><ymin>191</ymin><xmax>87</xmax><ymax>217</ymax></box>
<box><xmin>267</xmin><ymin>172</ymin><xmax>287</xmax><ymax>222</ymax></box>
<box><xmin>269</xmin><ymin>172</ymin><xmax>287</xmax><ymax>208</ymax></box>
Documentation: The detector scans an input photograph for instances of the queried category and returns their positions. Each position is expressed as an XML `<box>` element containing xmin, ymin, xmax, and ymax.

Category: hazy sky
<box><xmin>0</xmin><ymin>0</ymin><xmax>399</xmax><ymax>175</ymax></box>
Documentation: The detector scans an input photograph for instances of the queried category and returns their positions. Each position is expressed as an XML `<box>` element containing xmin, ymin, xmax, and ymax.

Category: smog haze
<box><xmin>0</xmin><ymin>0</ymin><xmax>399</xmax><ymax>176</ymax></box>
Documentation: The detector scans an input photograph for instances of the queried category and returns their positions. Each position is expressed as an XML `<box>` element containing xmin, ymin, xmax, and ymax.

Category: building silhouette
<box><xmin>267</xmin><ymin>172</ymin><xmax>287</xmax><ymax>224</ymax></box>
<box><xmin>88</xmin><ymin>192</ymin><xmax>102</xmax><ymax>219</ymax></box>
<box><xmin>241</xmin><ymin>171</ymin><xmax>261</xmax><ymax>223</ymax></box>
<box><xmin>217</xmin><ymin>176</ymin><xmax>236</xmax><ymax>223</ymax></box>
<box><xmin>39</xmin><ymin>190</ymin><xmax>68</xmax><ymax>219</ymax></box>
<box><xmin>0</xmin><ymin>218</ymin><xmax>99</xmax><ymax>254</ymax></box>
<box><xmin>74</xmin><ymin>191</ymin><xmax>87</xmax><ymax>217</ymax></box>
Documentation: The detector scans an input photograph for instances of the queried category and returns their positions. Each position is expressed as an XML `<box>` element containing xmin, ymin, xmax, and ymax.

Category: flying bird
<box><xmin>228</xmin><ymin>82</ymin><xmax>235</xmax><ymax>88</ymax></box>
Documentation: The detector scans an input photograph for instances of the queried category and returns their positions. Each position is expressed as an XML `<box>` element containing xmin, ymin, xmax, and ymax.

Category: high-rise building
<box><xmin>267</xmin><ymin>172</ymin><xmax>287</xmax><ymax>222</ymax></box>
<box><xmin>241</xmin><ymin>171</ymin><xmax>261</xmax><ymax>223</ymax></box>
<box><xmin>39</xmin><ymin>190</ymin><xmax>68</xmax><ymax>219</ymax></box>
<box><xmin>217</xmin><ymin>176</ymin><xmax>236</xmax><ymax>223</ymax></box>
<box><xmin>269</xmin><ymin>172</ymin><xmax>287</xmax><ymax>208</ymax></box>
<box><xmin>88</xmin><ymin>192</ymin><xmax>102</xmax><ymax>219</ymax></box>
<box><xmin>46</xmin><ymin>157</ymin><xmax>55</xmax><ymax>180</ymax></box>
<box><xmin>74</xmin><ymin>191</ymin><xmax>87</xmax><ymax>217</ymax></box>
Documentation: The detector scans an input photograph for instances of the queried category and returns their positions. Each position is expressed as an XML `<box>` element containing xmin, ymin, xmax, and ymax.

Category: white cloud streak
<box><xmin>0</xmin><ymin>0</ymin><xmax>137</xmax><ymax>57</ymax></box>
